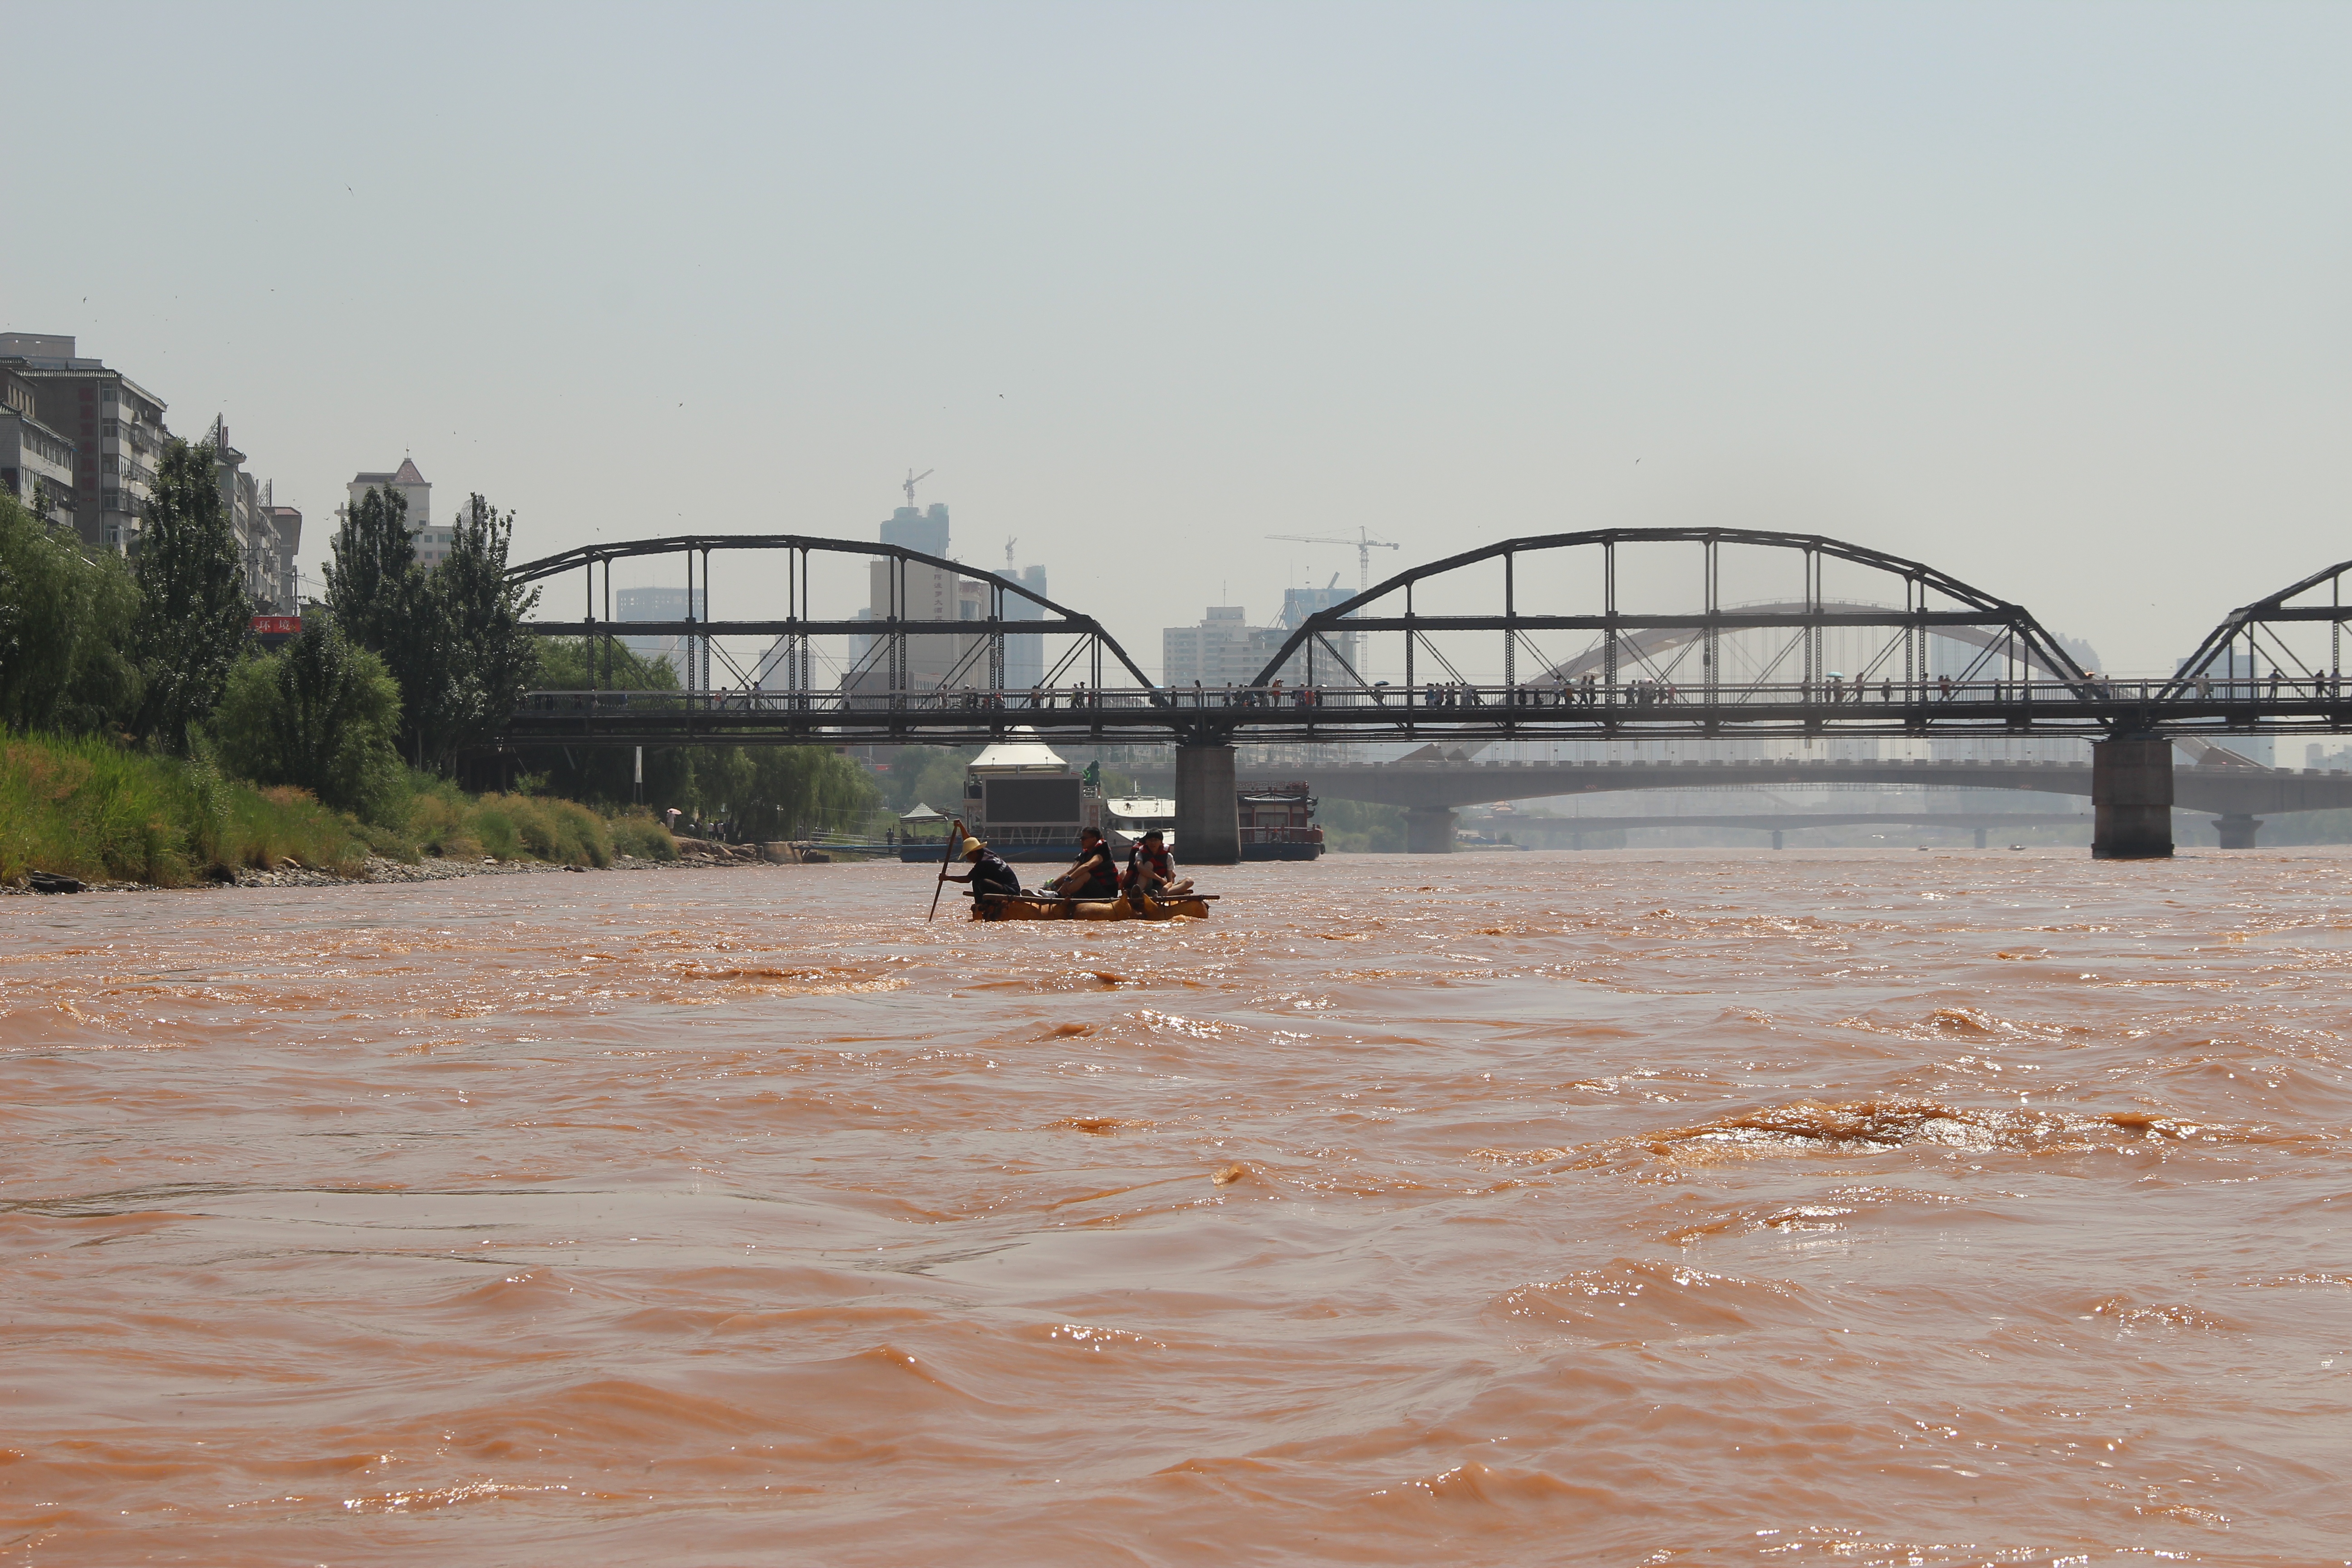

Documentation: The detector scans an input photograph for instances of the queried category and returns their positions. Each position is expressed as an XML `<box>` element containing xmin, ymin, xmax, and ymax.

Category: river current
<box><xmin>3</xmin><ymin>850</ymin><xmax>2348</xmax><ymax>1566</ymax></box>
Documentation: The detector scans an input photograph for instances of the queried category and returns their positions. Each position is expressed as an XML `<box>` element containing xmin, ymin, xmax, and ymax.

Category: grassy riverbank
<box><xmin>0</xmin><ymin>730</ymin><xmax>676</xmax><ymax>887</ymax></box>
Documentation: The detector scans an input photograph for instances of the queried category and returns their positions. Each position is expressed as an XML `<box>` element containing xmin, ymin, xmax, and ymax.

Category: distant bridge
<box><xmin>1130</xmin><ymin>755</ymin><xmax>2352</xmax><ymax>852</ymax></box>
<box><xmin>1494</xmin><ymin>813</ymin><xmax>2090</xmax><ymax>851</ymax></box>
<box><xmin>500</xmin><ymin>528</ymin><xmax>2352</xmax><ymax>861</ymax></box>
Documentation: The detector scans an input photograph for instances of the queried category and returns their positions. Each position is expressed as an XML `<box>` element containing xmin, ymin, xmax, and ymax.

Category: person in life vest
<box><xmin>1046</xmin><ymin>826</ymin><xmax>1120</xmax><ymax>899</ymax></box>
<box><xmin>1121</xmin><ymin>828</ymin><xmax>1194</xmax><ymax>902</ymax></box>
<box><xmin>942</xmin><ymin>837</ymin><xmax>1022</xmax><ymax>900</ymax></box>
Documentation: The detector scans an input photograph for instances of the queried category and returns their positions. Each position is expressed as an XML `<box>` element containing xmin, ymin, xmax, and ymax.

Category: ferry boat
<box><xmin>897</xmin><ymin>731</ymin><xmax>1088</xmax><ymax>863</ymax></box>
<box><xmin>1237</xmin><ymin>781</ymin><xmax>1323</xmax><ymax>861</ymax></box>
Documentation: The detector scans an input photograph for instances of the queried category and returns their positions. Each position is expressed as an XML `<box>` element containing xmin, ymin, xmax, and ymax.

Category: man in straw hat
<box><xmin>942</xmin><ymin>835</ymin><xmax>1023</xmax><ymax>901</ymax></box>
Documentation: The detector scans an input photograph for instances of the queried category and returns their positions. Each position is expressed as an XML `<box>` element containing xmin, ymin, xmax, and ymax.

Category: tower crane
<box><xmin>1264</xmin><ymin>527</ymin><xmax>1402</xmax><ymax>593</ymax></box>
<box><xmin>902</xmin><ymin>467</ymin><xmax>935</xmax><ymax>507</ymax></box>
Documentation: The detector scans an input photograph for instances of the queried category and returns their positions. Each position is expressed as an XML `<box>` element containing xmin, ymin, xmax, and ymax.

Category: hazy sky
<box><xmin>8</xmin><ymin>1</ymin><xmax>2348</xmax><ymax>676</ymax></box>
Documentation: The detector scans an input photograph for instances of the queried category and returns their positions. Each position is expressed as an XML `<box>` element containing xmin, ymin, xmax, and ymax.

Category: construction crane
<box><xmin>902</xmin><ymin>467</ymin><xmax>935</xmax><ymax>507</ymax></box>
<box><xmin>1265</xmin><ymin>527</ymin><xmax>1403</xmax><ymax>593</ymax></box>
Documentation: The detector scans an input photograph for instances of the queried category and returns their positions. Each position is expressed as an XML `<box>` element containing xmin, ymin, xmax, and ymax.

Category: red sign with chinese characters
<box><xmin>251</xmin><ymin>616</ymin><xmax>300</xmax><ymax>636</ymax></box>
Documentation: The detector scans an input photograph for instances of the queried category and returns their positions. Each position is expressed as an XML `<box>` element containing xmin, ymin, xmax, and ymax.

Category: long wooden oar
<box><xmin>926</xmin><ymin>818</ymin><xmax>967</xmax><ymax>922</ymax></box>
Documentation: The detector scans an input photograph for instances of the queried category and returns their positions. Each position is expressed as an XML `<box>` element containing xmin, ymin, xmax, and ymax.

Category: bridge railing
<box><xmin>515</xmin><ymin>673</ymin><xmax>2352</xmax><ymax>717</ymax></box>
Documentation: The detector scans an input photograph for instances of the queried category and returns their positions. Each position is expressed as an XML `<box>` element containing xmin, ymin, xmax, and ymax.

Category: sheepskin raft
<box><xmin>970</xmin><ymin>891</ymin><xmax>1213</xmax><ymax>922</ymax></box>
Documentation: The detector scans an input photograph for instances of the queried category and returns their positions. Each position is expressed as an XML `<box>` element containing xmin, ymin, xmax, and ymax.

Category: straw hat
<box><xmin>960</xmin><ymin>837</ymin><xmax>985</xmax><ymax>858</ymax></box>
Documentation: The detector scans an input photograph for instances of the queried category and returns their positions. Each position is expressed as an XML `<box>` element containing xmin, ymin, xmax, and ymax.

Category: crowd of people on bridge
<box><xmin>534</xmin><ymin>668</ymin><xmax>2352</xmax><ymax>718</ymax></box>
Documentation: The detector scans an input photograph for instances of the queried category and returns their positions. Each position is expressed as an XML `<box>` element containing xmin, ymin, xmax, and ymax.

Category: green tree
<box><xmin>132</xmin><ymin>439</ymin><xmax>249</xmax><ymax>750</ymax></box>
<box><xmin>533</xmin><ymin>635</ymin><xmax>679</xmax><ymax>692</ymax></box>
<box><xmin>877</xmin><ymin>745</ymin><xmax>978</xmax><ymax>813</ymax></box>
<box><xmin>417</xmin><ymin>493</ymin><xmax>541</xmax><ymax>765</ymax></box>
<box><xmin>515</xmin><ymin>637</ymin><xmax>686</xmax><ymax>803</ymax></box>
<box><xmin>733</xmin><ymin>746</ymin><xmax>881</xmax><ymax>841</ymax></box>
<box><xmin>0</xmin><ymin>492</ymin><xmax>144</xmax><ymax>734</ymax></box>
<box><xmin>324</xmin><ymin>485</ymin><xmax>438</xmax><ymax>766</ymax></box>
<box><xmin>1317</xmin><ymin>797</ymin><xmax>1407</xmax><ymax>853</ymax></box>
<box><xmin>213</xmin><ymin>620</ymin><xmax>404</xmax><ymax>816</ymax></box>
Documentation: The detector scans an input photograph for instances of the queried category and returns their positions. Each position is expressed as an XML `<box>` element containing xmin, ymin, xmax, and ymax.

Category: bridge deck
<box><xmin>506</xmin><ymin>684</ymin><xmax>2352</xmax><ymax>745</ymax></box>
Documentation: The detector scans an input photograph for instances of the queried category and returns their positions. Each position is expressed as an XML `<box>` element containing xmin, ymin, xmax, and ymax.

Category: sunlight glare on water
<box><xmin>3</xmin><ymin>850</ymin><xmax>2349</xmax><ymax>1566</ymax></box>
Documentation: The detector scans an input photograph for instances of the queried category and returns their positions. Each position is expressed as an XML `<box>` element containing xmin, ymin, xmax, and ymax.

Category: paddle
<box><xmin>926</xmin><ymin>818</ymin><xmax>967</xmax><ymax>922</ymax></box>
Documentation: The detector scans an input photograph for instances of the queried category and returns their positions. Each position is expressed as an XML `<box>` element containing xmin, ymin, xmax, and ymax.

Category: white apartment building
<box><xmin>0</xmin><ymin>333</ymin><xmax>170</xmax><ymax>554</ymax></box>
<box><xmin>1163</xmin><ymin>606</ymin><xmax>1289</xmax><ymax>690</ymax></box>
<box><xmin>345</xmin><ymin>458</ymin><xmax>446</xmax><ymax>564</ymax></box>
<box><xmin>0</xmin><ymin>367</ymin><xmax>77</xmax><ymax>528</ymax></box>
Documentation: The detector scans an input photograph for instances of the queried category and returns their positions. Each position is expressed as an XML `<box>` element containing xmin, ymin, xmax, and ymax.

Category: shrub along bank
<box><xmin>0</xmin><ymin>729</ymin><xmax>677</xmax><ymax>888</ymax></box>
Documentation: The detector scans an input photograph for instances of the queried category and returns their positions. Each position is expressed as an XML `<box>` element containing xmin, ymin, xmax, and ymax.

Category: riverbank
<box><xmin>0</xmin><ymin>832</ymin><xmax>855</xmax><ymax>896</ymax></box>
<box><xmin>0</xmin><ymin>844</ymin><xmax>807</xmax><ymax>896</ymax></box>
<box><xmin>1</xmin><ymin>729</ymin><xmax>686</xmax><ymax>892</ymax></box>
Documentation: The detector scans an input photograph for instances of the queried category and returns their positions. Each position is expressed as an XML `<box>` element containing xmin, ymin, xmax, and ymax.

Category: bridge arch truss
<box><xmin>505</xmin><ymin>534</ymin><xmax>1156</xmax><ymax>737</ymax></box>
<box><xmin>1247</xmin><ymin>528</ymin><xmax>2096</xmax><ymax>735</ymax></box>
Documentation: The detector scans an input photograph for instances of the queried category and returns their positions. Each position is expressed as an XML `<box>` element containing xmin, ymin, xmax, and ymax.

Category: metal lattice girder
<box><xmin>2164</xmin><ymin>558</ymin><xmax>2352</xmax><ymax>697</ymax></box>
<box><xmin>508</xmin><ymin>532</ymin><xmax>1156</xmax><ymax>690</ymax></box>
<box><xmin>1245</xmin><ymin>526</ymin><xmax>2097</xmax><ymax>698</ymax></box>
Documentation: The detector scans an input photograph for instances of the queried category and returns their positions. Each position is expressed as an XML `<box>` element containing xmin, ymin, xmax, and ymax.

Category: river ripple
<box><xmin>3</xmin><ymin>850</ymin><xmax>2348</xmax><ymax>1565</ymax></box>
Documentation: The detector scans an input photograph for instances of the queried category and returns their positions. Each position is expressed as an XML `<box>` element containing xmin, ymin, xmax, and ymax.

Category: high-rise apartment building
<box><xmin>1163</xmin><ymin>607</ymin><xmax>1286</xmax><ymax>689</ymax></box>
<box><xmin>0</xmin><ymin>332</ymin><xmax>171</xmax><ymax>553</ymax></box>
<box><xmin>1276</xmin><ymin>583</ymin><xmax>1364</xmax><ymax>682</ymax></box>
<box><xmin>344</xmin><ymin>458</ymin><xmax>446</xmax><ymax>565</ymax></box>
<box><xmin>1004</xmin><ymin>562</ymin><xmax>1049</xmax><ymax>691</ymax></box>
<box><xmin>0</xmin><ymin>367</ymin><xmax>78</xmax><ymax>529</ymax></box>
<box><xmin>1162</xmin><ymin>601</ymin><xmax>1353</xmax><ymax>690</ymax></box>
<box><xmin>779</xmin><ymin>497</ymin><xmax>1056</xmax><ymax>698</ymax></box>
<box><xmin>879</xmin><ymin>502</ymin><xmax>951</xmax><ymax>559</ymax></box>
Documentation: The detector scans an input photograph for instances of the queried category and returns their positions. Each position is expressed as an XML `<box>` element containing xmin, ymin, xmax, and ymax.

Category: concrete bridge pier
<box><xmin>1770</xmin><ymin>830</ymin><xmax>1784</xmax><ymax>850</ymax></box>
<box><xmin>2091</xmin><ymin>737</ymin><xmax>2175</xmax><ymax>859</ymax></box>
<box><xmin>1174</xmin><ymin>742</ymin><xmax>1241</xmax><ymax>865</ymax></box>
<box><xmin>1974</xmin><ymin>828</ymin><xmax>1988</xmax><ymax>850</ymax></box>
<box><xmin>1405</xmin><ymin>806</ymin><xmax>1459</xmax><ymax>854</ymax></box>
<box><xmin>2213</xmin><ymin>813</ymin><xmax>2264</xmax><ymax>849</ymax></box>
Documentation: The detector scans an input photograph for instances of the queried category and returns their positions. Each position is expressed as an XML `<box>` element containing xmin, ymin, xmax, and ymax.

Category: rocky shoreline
<box><xmin>1</xmin><ymin>836</ymin><xmax>866</xmax><ymax>897</ymax></box>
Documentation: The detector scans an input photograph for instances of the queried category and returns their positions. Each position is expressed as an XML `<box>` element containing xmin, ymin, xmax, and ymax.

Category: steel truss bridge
<box><xmin>501</xmin><ymin>529</ymin><xmax>2352</xmax><ymax>859</ymax></box>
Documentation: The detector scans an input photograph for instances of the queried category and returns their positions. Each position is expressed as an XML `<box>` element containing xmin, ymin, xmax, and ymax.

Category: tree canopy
<box><xmin>0</xmin><ymin>492</ymin><xmax>143</xmax><ymax>735</ymax></box>
<box><xmin>213</xmin><ymin>618</ymin><xmax>403</xmax><ymax>817</ymax></box>
<box><xmin>132</xmin><ymin>439</ymin><xmax>249</xmax><ymax>751</ymax></box>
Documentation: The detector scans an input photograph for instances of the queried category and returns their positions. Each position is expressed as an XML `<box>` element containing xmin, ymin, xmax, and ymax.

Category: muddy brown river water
<box><xmin>3</xmin><ymin>850</ymin><xmax>2348</xmax><ymax>1567</ymax></box>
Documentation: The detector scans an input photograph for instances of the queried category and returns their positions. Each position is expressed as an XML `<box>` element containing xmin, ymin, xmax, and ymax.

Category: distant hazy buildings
<box><xmin>1164</xmin><ymin>607</ymin><xmax>1284</xmax><ymax>689</ymax></box>
<box><xmin>879</xmin><ymin>501</ymin><xmax>950</xmax><ymax>560</ymax></box>
<box><xmin>619</xmin><ymin>586</ymin><xmax>706</xmax><ymax>686</ymax></box>
<box><xmin>206</xmin><ymin>418</ymin><xmax>301</xmax><ymax>613</ymax></box>
<box><xmin>1163</xmin><ymin>595</ymin><xmax>1357</xmax><ymax>689</ymax></box>
<box><xmin>857</xmin><ymin>505</ymin><xmax>983</xmax><ymax>695</ymax></box>
<box><xmin>0</xmin><ymin>332</ymin><xmax>170</xmax><ymax>553</ymax></box>
<box><xmin>808</xmin><ymin>499</ymin><xmax>1054</xmax><ymax>698</ymax></box>
<box><xmin>1003</xmin><ymin>561</ymin><xmax>1049</xmax><ymax>691</ymax></box>
<box><xmin>344</xmin><ymin>459</ymin><xmax>446</xmax><ymax>566</ymax></box>
<box><xmin>1276</xmin><ymin>583</ymin><xmax>1364</xmax><ymax>681</ymax></box>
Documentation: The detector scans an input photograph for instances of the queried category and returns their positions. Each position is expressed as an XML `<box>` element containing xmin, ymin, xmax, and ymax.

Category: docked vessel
<box><xmin>898</xmin><ymin>730</ymin><xmax>1088</xmax><ymax>863</ymax></box>
<box><xmin>1237</xmin><ymin>781</ymin><xmax>1323</xmax><ymax>861</ymax></box>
